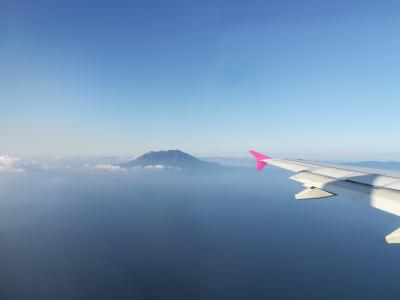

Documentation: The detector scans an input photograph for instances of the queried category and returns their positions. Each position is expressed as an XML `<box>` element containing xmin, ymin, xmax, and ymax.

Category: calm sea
<box><xmin>0</xmin><ymin>167</ymin><xmax>398</xmax><ymax>299</ymax></box>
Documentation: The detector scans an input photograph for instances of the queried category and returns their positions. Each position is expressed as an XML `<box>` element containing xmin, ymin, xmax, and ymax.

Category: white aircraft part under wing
<box><xmin>249</xmin><ymin>150</ymin><xmax>400</xmax><ymax>244</ymax></box>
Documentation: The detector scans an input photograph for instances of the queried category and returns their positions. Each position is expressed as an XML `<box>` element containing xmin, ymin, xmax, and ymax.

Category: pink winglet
<box><xmin>249</xmin><ymin>150</ymin><xmax>271</xmax><ymax>171</ymax></box>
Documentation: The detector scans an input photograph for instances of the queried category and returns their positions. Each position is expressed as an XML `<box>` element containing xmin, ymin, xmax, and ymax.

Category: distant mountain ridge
<box><xmin>344</xmin><ymin>161</ymin><xmax>400</xmax><ymax>171</ymax></box>
<box><xmin>121</xmin><ymin>150</ymin><xmax>221</xmax><ymax>170</ymax></box>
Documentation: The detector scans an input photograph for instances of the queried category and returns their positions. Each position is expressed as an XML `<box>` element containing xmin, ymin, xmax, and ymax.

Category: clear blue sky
<box><xmin>1</xmin><ymin>0</ymin><xmax>400</xmax><ymax>159</ymax></box>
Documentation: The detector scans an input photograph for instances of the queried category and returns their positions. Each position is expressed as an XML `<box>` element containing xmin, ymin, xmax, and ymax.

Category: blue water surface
<box><xmin>0</xmin><ymin>167</ymin><xmax>398</xmax><ymax>299</ymax></box>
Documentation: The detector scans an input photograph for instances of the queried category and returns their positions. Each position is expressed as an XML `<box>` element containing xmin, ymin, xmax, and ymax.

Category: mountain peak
<box><xmin>121</xmin><ymin>150</ymin><xmax>220</xmax><ymax>170</ymax></box>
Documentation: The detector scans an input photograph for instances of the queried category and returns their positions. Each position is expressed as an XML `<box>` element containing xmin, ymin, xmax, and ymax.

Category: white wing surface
<box><xmin>249</xmin><ymin>150</ymin><xmax>400</xmax><ymax>244</ymax></box>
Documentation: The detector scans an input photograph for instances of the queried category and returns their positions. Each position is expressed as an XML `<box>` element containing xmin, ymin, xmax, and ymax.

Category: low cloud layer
<box><xmin>92</xmin><ymin>164</ymin><xmax>126</xmax><ymax>172</ymax></box>
<box><xmin>91</xmin><ymin>164</ymin><xmax>179</xmax><ymax>172</ymax></box>
<box><xmin>0</xmin><ymin>156</ymin><xmax>182</xmax><ymax>174</ymax></box>
<box><xmin>0</xmin><ymin>155</ymin><xmax>25</xmax><ymax>172</ymax></box>
<box><xmin>143</xmin><ymin>164</ymin><xmax>166</xmax><ymax>171</ymax></box>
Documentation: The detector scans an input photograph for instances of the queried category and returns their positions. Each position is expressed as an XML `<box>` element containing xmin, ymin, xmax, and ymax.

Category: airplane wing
<box><xmin>249</xmin><ymin>150</ymin><xmax>400</xmax><ymax>244</ymax></box>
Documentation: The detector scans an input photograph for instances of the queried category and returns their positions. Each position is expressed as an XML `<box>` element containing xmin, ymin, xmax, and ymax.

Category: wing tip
<box><xmin>249</xmin><ymin>150</ymin><xmax>271</xmax><ymax>171</ymax></box>
<box><xmin>249</xmin><ymin>150</ymin><xmax>271</xmax><ymax>160</ymax></box>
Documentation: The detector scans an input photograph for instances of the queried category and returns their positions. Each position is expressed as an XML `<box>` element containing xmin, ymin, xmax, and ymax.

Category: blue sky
<box><xmin>1</xmin><ymin>0</ymin><xmax>400</xmax><ymax>159</ymax></box>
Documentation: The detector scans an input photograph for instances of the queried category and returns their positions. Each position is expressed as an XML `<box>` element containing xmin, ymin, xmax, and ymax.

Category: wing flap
<box><xmin>291</xmin><ymin>171</ymin><xmax>400</xmax><ymax>217</ymax></box>
<box><xmin>311</xmin><ymin>167</ymin><xmax>362</xmax><ymax>178</ymax></box>
<box><xmin>345</xmin><ymin>174</ymin><xmax>400</xmax><ymax>188</ymax></box>
<box><xmin>290</xmin><ymin>172</ymin><xmax>337</xmax><ymax>187</ymax></box>
<box><xmin>385</xmin><ymin>181</ymin><xmax>400</xmax><ymax>191</ymax></box>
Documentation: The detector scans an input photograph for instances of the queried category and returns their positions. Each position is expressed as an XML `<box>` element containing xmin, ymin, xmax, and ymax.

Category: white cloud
<box><xmin>0</xmin><ymin>155</ymin><xmax>25</xmax><ymax>172</ymax></box>
<box><xmin>92</xmin><ymin>164</ymin><xmax>126</xmax><ymax>172</ymax></box>
<box><xmin>143</xmin><ymin>164</ymin><xmax>166</xmax><ymax>171</ymax></box>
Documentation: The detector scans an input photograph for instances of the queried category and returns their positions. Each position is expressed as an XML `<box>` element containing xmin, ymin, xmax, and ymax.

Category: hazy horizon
<box><xmin>3</xmin><ymin>150</ymin><xmax>400</xmax><ymax>163</ymax></box>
